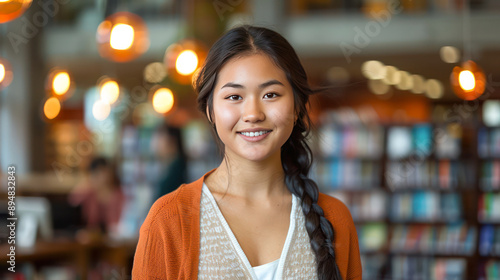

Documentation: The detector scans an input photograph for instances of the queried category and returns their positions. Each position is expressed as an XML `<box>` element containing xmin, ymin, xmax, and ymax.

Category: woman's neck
<box><xmin>208</xmin><ymin>151</ymin><xmax>289</xmax><ymax>201</ymax></box>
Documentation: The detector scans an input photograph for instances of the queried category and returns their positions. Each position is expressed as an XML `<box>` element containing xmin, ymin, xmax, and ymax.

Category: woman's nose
<box><xmin>242</xmin><ymin>97</ymin><xmax>265</xmax><ymax>123</ymax></box>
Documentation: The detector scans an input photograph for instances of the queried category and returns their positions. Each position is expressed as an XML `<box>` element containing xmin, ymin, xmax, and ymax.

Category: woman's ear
<box><xmin>206</xmin><ymin>106</ymin><xmax>212</xmax><ymax>123</ymax></box>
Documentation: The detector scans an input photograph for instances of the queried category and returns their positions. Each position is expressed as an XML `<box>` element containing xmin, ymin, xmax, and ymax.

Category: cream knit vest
<box><xmin>198</xmin><ymin>184</ymin><xmax>318</xmax><ymax>279</ymax></box>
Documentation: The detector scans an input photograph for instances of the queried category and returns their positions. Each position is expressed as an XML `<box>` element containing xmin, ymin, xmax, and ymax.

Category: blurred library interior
<box><xmin>1</xmin><ymin>0</ymin><xmax>500</xmax><ymax>279</ymax></box>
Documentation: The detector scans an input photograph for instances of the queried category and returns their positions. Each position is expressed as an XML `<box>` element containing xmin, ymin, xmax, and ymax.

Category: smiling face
<box><xmin>210</xmin><ymin>53</ymin><xmax>296</xmax><ymax>163</ymax></box>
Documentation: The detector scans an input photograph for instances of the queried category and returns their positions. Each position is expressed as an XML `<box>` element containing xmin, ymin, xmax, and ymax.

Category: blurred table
<box><xmin>0</xmin><ymin>235</ymin><xmax>138</xmax><ymax>279</ymax></box>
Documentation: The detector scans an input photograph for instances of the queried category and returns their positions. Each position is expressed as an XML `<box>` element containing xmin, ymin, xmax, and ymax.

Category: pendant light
<box><xmin>450</xmin><ymin>0</ymin><xmax>486</xmax><ymax>100</ymax></box>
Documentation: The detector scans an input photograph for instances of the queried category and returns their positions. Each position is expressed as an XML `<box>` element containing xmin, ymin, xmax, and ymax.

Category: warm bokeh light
<box><xmin>458</xmin><ymin>70</ymin><xmax>475</xmax><ymax>91</ymax></box>
<box><xmin>0</xmin><ymin>63</ymin><xmax>5</xmax><ymax>83</ymax></box>
<box><xmin>450</xmin><ymin>60</ymin><xmax>486</xmax><ymax>100</ymax></box>
<box><xmin>46</xmin><ymin>68</ymin><xmax>74</xmax><ymax>98</ymax></box>
<box><xmin>164</xmin><ymin>39</ymin><xmax>207</xmax><ymax>84</ymax></box>
<box><xmin>152</xmin><ymin>87</ymin><xmax>174</xmax><ymax>114</ymax></box>
<box><xmin>368</xmin><ymin>79</ymin><xmax>390</xmax><ymax>95</ymax></box>
<box><xmin>43</xmin><ymin>97</ymin><xmax>61</xmax><ymax>120</ymax></box>
<box><xmin>395</xmin><ymin>71</ymin><xmax>413</xmax><ymax>91</ymax></box>
<box><xmin>425</xmin><ymin>79</ymin><xmax>444</xmax><ymax>99</ymax></box>
<box><xmin>361</xmin><ymin>60</ymin><xmax>386</xmax><ymax>80</ymax></box>
<box><xmin>175</xmin><ymin>50</ymin><xmax>199</xmax><ymax>76</ymax></box>
<box><xmin>92</xmin><ymin>100</ymin><xmax>111</xmax><ymax>121</ymax></box>
<box><xmin>99</xmin><ymin>79</ymin><xmax>120</xmax><ymax>105</ymax></box>
<box><xmin>96</xmin><ymin>12</ymin><xmax>149</xmax><ymax>62</ymax></box>
<box><xmin>0</xmin><ymin>0</ymin><xmax>31</xmax><ymax>23</ymax></box>
<box><xmin>0</xmin><ymin>58</ymin><xmax>13</xmax><ymax>89</ymax></box>
<box><xmin>144</xmin><ymin>62</ymin><xmax>167</xmax><ymax>83</ymax></box>
<box><xmin>52</xmin><ymin>72</ymin><xmax>71</xmax><ymax>96</ymax></box>
<box><xmin>440</xmin><ymin>46</ymin><xmax>460</xmax><ymax>64</ymax></box>
<box><xmin>110</xmin><ymin>24</ymin><xmax>134</xmax><ymax>50</ymax></box>
<box><xmin>382</xmin><ymin>66</ymin><xmax>401</xmax><ymax>85</ymax></box>
<box><xmin>410</xmin><ymin>75</ymin><xmax>425</xmax><ymax>94</ymax></box>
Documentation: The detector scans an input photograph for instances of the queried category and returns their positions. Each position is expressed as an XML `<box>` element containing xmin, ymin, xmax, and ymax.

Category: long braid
<box><xmin>282</xmin><ymin>126</ymin><xmax>343</xmax><ymax>280</ymax></box>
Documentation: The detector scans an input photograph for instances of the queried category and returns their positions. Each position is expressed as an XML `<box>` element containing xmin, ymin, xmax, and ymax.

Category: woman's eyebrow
<box><xmin>220</xmin><ymin>79</ymin><xmax>284</xmax><ymax>90</ymax></box>
<box><xmin>259</xmin><ymin>79</ymin><xmax>284</xmax><ymax>89</ymax></box>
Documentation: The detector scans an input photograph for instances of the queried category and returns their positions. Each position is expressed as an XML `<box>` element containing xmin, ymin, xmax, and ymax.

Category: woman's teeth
<box><xmin>240</xmin><ymin>131</ymin><xmax>270</xmax><ymax>137</ymax></box>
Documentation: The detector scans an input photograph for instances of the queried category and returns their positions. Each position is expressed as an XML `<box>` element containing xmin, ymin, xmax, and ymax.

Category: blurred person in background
<box><xmin>69</xmin><ymin>156</ymin><xmax>124</xmax><ymax>236</ymax></box>
<box><xmin>151</xmin><ymin>123</ymin><xmax>188</xmax><ymax>201</ymax></box>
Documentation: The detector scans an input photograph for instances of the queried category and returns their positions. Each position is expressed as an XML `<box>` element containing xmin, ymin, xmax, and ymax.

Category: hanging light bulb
<box><xmin>0</xmin><ymin>0</ymin><xmax>32</xmax><ymax>23</ymax></box>
<box><xmin>46</xmin><ymin>68</ymin><xmax>74</xmax><ymax>99</ymax></box>
<box><xmin>43</xmin><ymin>97</ymin><xmax>61</xmax><ymax>120</ymax></box>
<box><xmin>0</xmin><ymin>58</ymin><xmax>13</xmax><ymax>89</ymax></box>
<box><xmin>176</xmin><ymin>50</ymin><xmax>198</xmax><ymax>76</ymax></box>
<box><xmin>151</xmin><ymin>87</ymin><xmax>174</xmax><ymax>114</ymax></box>
<box><xmin>450</xmin><ymin>60</ymin><xmax>486</xmax><ymax>100</ymax></box>
<box><xmin>96</xmin><ymin>12</ymin><xmax>149</xmax><ymax>62</ymax></box>
<box><xmin>98</xmin><ymin>77</ymin><xmax>120</xmax><ymax>105</ymax></box>
<box><xmin>164</xmin><ymin>39</ymin><xmax>207</xmax><ymax>84</ymax></box>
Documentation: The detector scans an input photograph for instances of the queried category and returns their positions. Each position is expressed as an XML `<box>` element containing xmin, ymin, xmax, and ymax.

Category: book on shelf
<box><xmin>478</xmin><ymin>127</ymin><xmax>500</xmax><ymax>158</ymax></box>
<box><xmin>481</xmin><ymin>160</ymin><xmax>500</xmax><ymax>190</ymax></box>
<box><xmin>479</xmin><ymin>225</ymin><xmax>500</xmax><ymax>256</ymax></box>
<box><xmin>479</xmin><ymin>260</ymin><xmax>500</xmax><ymax>280</ymax></box>
<box><xmin>479</xmin><ymin>193</ymin><xmax>500</xmax><ymax>222</ymax></box>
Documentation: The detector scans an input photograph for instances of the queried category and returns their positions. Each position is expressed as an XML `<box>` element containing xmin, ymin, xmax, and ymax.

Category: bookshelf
<box><xmin>311</xmin><ymin>102</ymin><xmax>492</xmax><ymax>280</ymax></box>
<box><xmin>477</xmin><ymin>126</ymin><xmax>500</xmax><ymax>280</ymax></box>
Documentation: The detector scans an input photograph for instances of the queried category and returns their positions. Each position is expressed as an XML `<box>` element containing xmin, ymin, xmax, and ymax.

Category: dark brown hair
<box><xmin>194</xmin><ymin>25</ymin><xmax>342</xmax><ymax>280</ymax></box>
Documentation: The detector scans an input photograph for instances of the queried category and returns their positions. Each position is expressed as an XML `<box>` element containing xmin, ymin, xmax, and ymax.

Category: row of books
<box><xmin>349</xmin><ymin>192</ymin><xmax>387</xmax><ymax>221</ymax></box>
<box><xmin>481</xmin><ymin>160</ymin><xmax>500</xmax><ymax>190</ymax></box>
<box><xmin>315</xmin><ymin>160</ymin><xmax>381</xmax><ymax>189</ymax></box>
<box><xmin>386</xmin><ymin>160</ymin><xmax>475</xmax><ymax>190</ymax></box>
<box><xmin>316</xmin><ymin>125</ymin><xmax>384</xmax><ymax>159</ymax></box>
<box><xmin>478</xmin><ymin>127</ymin><xmax>500</xmax><ymax>158</ymax></box>
<box><xmin>479</xmin><ymin>225</ymin><xmax>500</xmax><ymax>256</ymax></box>
<box><xmin>390</xmin><ymin>224</ymin><xmax>476</xmax><ymax>256</ymax></box>
<box><xmin>386</xmin><ymin>124</ymin><xmax>463</xmax><ymax>160</ymax></box>
<box><xmin>390</xmin><ymin>191</ymin><xmax>462</xmax><ymax>222</ymax></box>
<box><xmin>391</xmin><ymin>257</ymin><xmax>466</xmax><ymax>280</ymax></box>
<box><xmin>479</xmin><ymin>260</ymin><xmax>500</xmax><ymax>280</ymax></box>
<box><xmin>327</xmin><ymin>191</ymin><xmax>387</xmax><ymax>222</ymax></box>
<box><xmin>478</xmin><ymin>193</ymin><xmax>500</xmax><ymax>222</ymax></box>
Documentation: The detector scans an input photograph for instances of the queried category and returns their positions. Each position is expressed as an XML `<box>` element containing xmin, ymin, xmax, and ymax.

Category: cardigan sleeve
<box><xmin>346</xmin><ymin>211</ymin><xmax>362</xmax><ymax>280</ymax></box>
<box><xmin>132</xmin><ymin>192</ymin><xmax>182</xmax><ymax>280</ymax></box>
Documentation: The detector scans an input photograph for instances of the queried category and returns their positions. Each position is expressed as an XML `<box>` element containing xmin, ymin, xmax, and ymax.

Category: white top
<box><xmin>201</xmin><ymin>182</ymin><xmax>299</xmax><ymax>280</ymax></box>
<box><xmin>253</xmin><ymin>258</ymin><xmax>280</xmax><ymax>280</ymax></box>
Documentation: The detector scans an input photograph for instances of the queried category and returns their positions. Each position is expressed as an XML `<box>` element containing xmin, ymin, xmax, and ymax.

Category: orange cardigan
<box><xmin>132</xmin><ymin>169</ymin><xmax>362</xmax><ymax>279</ymax></box>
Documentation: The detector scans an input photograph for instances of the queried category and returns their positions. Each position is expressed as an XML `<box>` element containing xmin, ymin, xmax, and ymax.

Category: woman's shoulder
<box><xmin>141</xmin><ymin>180</ymin><xmax>202</xmax><ymax>231</ymax></box>
<box><xmin>317</xmin><ymin>192</ymin><xmax>355</xmax><ymax>228</ymax></box>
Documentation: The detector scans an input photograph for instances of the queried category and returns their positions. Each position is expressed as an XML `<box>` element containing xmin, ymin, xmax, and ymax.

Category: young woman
<box><xmin>133</xmin><ymin>25</ymin><xmax>361</xmax><ymax>280</ymax></box>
